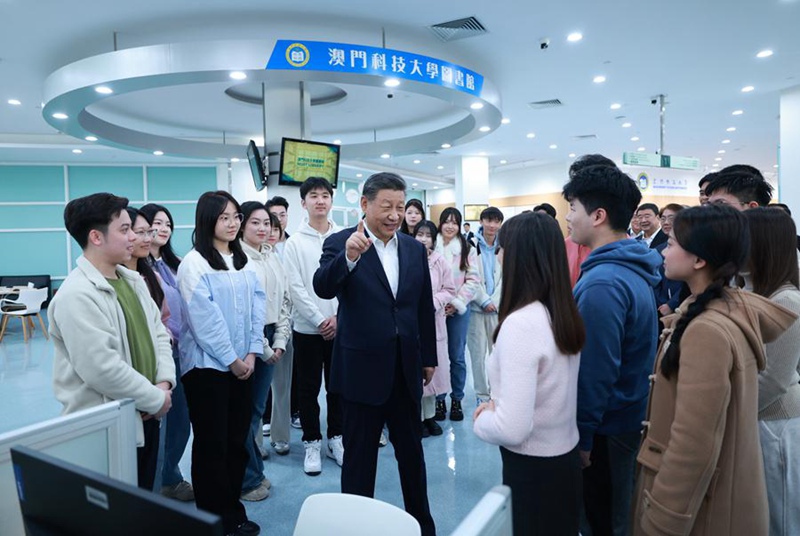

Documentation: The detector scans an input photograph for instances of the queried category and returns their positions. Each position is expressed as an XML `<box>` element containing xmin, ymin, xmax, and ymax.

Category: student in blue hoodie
<box><xmin>562</xmin><ymin>159</ymin><xmax>662</xmax><ymax>536</ymax></box>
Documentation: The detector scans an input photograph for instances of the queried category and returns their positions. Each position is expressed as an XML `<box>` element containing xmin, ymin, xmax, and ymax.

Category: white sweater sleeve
<box><xmin>283</xmin><ymin>238</ymin><xmax>326</xmax><ymax>329</ymax></box>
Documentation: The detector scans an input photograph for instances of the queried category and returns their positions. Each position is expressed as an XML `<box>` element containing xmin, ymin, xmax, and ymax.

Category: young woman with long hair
<box><xmin>745</xmin><ymin>207</ymin><xmax>800</xmax><ymax>535</ymax></box>
<box><xmin>177</xmin><ymin>191</ymin><xmax>266</xmax><ymax>536</ymax></box>
<box><xmin>434</xmin><ymin>207</ymin><xmax>480</xmax><ymax>421</ymax></box>
<box><xmin>632</xmin><ymin>205</ymin><xmax>797</xmax><ymax>536</ymax></box>
<box><xmin>473</xmin><ymin>212</ymin><xmax>585</xmax><ymax>535</ymax></box>
<box><xmin>400</xmin><ymin>198</ymin><xmax>425</xmax><ymax>235</ymax></box>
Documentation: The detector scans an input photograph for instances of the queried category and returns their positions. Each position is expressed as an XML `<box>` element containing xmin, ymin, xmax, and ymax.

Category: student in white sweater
<box><xmin>473</xmin><ymin>212</ymin><xmax>585</xmax><ymax>536</ymax></box>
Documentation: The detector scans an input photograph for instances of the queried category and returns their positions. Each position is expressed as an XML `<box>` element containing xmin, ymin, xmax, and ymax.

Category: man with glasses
<box><xmin>635</xmin><ymin>203</ymin><xmax>668</xmax><ymax>249</ymax></box>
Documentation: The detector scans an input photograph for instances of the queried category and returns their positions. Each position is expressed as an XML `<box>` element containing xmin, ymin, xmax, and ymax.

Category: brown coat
<box><xmin>632</xmin><ymin>289</ymin><xmax>797</xmax><ymax>536</ymax></box>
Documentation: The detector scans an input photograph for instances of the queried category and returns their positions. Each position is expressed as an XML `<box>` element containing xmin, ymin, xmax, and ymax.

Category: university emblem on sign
<box><xmin>285</xmin><ymin>43</ymin><xmax>310</xmax><ymax>68</ymax></box>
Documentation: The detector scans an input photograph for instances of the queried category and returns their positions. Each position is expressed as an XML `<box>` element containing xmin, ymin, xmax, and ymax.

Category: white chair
<box><xmin>0</xmin><ymin>287</ymin><xmax>49</xmax><ymax>342</ymax></box>
<box><xmin>293</xmin><ymin>493</ymin><xmax>421</xmax><ymax>536</ymax></box>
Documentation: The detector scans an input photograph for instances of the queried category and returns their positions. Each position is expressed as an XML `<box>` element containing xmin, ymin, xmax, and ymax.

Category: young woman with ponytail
<box><xmin>631</xmin><ymin>205</ymin><xmax>797</xmax><ymax>536</ymax></box>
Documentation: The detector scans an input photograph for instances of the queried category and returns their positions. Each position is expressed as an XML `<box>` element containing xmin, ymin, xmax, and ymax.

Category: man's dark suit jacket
<box><xmin>646</xmin><ymin>228</ymin><xmax>668</xmax><ymax>250</ymax></box>
<box><xmin>313</xmin><ymin>226</ymin><xmax>437</xmax><ymax>406</ymax></box>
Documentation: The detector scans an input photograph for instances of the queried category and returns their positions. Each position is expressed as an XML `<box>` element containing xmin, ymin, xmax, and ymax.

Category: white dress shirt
<box><xmin>347</xmin><ymin>221</ymin><xmax>399</xmax><ymax>298</ymax></box>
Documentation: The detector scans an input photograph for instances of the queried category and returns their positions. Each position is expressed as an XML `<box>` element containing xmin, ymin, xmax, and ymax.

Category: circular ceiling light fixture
<box><xmin>95</xmin><ymin>86</ymin><xmax>113</xmax><ymax>94</ymax></box>
<box><xmin>593</xmin><ymin>75</ymin><xmax>606</xmax><ymax>84</ymax></box>
<box><xmin>501</xmin><ymin>118</ymin><xmax>510</xmax><ymax>124</ymax></box>
<box><xmin>153</xmin><ymin>150</ymin><xmax>164</xmax><ymax>156</ymax></box>
<box><xmin>741</xmin><ymin>85</ymin><xmax>755</xmax><ymax>93</ymax></box>
<box><xmin>567</xmin><ymin>32</ymin><xmax>583</xmax><ymax>42</ymax></box>
<box><xmin>732</xmin><ymin>110</ymin><xmax>744</xmax><ymax>116</ymax></box>
<box><xmin>526</xmin><ymin>132</ymin><xmax>535</xmax><ymax>139</ymax></box>
<box><xmin>85</xmin><ymin>136</ymin><xmax>98</xmax><ymax>142</ymax></box>
<box><xmin>756</xmin><ymin>49</ymin><xmax>773</xmax><ymax>58</ymax></box>
<box><xmin>470</xmin><ymin>102</ymin><xmax>484</xmax><ymax>110</ymax></box>
<box><xmin>441</xmin><ymin>143</ymin><xmax>451</xmax><ymax>149</ymax></box>
<box><xmin>7</xmin><ymin>99</ymin><xmax>21</xmax><ymax>105</ymax></box>
<box><xmin>72</xmin><ymin>149</ymin><xmax>82</xmax><ymax>154</ymax></box>
<box><xmin>384</xmin><ymin>78</ymin><xmax>401</xmax><ymax>88</ymax></box>
<box><xmin>229</xmin><ymin>71</ymin><xmax>247</xmax><ymax>80</ymax></box>
<box><xmin>380</xmin><ymin>153</ymin><xmax>391</xmax><ymax>159</ymax></box>
<box><xmin>52</xmin><ymin>112</ymin><xmax>68</xmax><ymax>119</ymax></box>
<box><xmin>610</xmin><ymin>103</ymin><xmax>622</xmax><ymax>110</ymax></box>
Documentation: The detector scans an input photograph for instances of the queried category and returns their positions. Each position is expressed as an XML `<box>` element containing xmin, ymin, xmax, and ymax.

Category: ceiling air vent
<box><xmin>429</xmin><ymin>16</ymin><xmax>488</xmax><ymax>42</ymax></box>
<box><xmin>572</xmin><ymin>134</ymin><xmax>598</xmax><ymax>140</ymax></box>
<box><xmin>528</xmin><ymin>99</ymin><xmax>563</xmax><ymax>110</ymax></box>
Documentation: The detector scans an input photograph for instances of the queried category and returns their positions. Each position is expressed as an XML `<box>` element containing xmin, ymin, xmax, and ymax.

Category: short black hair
<box><xmin>533</xmin><ymin>203</ymin><xmax>557</xmax><ymax>219</ymax></box>
<box><xmin>569</xmin><ymin>154</ymin><xmax>617</xmax><ymax>179</ymax></box>
<box><xmin>698</xmin><ymin>172</ymin><xmax>716</xmax><ymax>188</ymax></box>
<box><xmin>463</xmin><ymin>222</ymin><xmax>471</xmax><ymax>228</ymax></box>
<box><xmin>562</xmin><ymin>164</ymin><xmax>642</xmax><ymax>232</ymax></box>
<box><xmin>362</xmin><ymin>172</ymin><xmax>406</xmax><ymax>201</ymax></box>
<box><xmin>299</xmin><ymin>177</ymin><xmax>334</xmax><ymax>199</ymax></box>
<box><xmin>637</xmin><ymin>203</ymin><xmax>659</xmax><ymax>216</ymax></box>
<box><xmin>64</xmin><ymin>193</ymin><xmax>129</xmax><ymax>249</ymax></box>
<box><xmin>705</xmin><ymin>170</ymin><xmax>773</xmax><ymax>206</ymax></box>
<box><xmin>480</xmin><ymin>206</ymin><xmax>504</xmax><ymax>223</ymax></box>
<box><xmin>266</xmin><ymin>196</ymin><xmax>289</xmax><ymax>210</ymax></box>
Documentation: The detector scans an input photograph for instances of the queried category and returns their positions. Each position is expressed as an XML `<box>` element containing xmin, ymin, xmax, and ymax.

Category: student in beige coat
<box><xmin>632</xmin><ymin>205</ymin><xmax>797</xmax><ymax>536</ymax></box>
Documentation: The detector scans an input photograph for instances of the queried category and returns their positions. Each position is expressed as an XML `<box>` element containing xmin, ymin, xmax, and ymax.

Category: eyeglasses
<box><xmin>659</xmin><ymin>215</ymin><xmax>675</xmax><ymax>223</ymax></box>
<box><xmin>218</xmin><ymin>213</ymin><xmax>244</xmax><ymax>225</ymax></box>
<box><xmin>134</xmin><ymin>229</ymin><xmax>158</xmax><ymax>239</ymax></box>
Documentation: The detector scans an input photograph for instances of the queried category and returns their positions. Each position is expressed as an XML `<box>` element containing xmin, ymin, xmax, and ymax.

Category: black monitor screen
<box><xmin>11</xmin><ymin>446</ymin><xmax>223</xmax><ymax>536</ymax></box>
<box><xmin>279</xmin><ymin>137</ymin><xmax>340</xmax><ymax>188</ymax></box>
<box><xmin>247</xmin><ymin>140</ymin><xmax>267</xmax><ymax>191</ymax></box>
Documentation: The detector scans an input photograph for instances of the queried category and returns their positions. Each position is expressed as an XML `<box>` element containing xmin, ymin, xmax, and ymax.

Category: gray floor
<box><xmin>0</xmin><ymin>313</ymin><xmax>502</xmax><ymax>535</ymax></box>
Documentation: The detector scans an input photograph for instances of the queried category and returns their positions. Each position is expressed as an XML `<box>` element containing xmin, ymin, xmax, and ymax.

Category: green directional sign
<box><xmin>623</xmin><ymin>151</ymin><xmax>661</xmax><ymax>167</ymax></box>
<box><xmin>622</xmin><ymin>152</ymin><xmax>700</xmax><ymax>171</ymax></box>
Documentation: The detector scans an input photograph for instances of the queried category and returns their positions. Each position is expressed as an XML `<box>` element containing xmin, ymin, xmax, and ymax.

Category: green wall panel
<box><xmin>0</xmin><ymin>205</ymin><xmax>64</xmax><ymax>229</ymax></box>
<box><xmin>68</xmin><ymin>167</ymin><xmax>144</xmax><ymax>201</ymax></box>
<box><xmin>0</xmin><ymin>232</ymin><xmax>67</xmax><ymax>276</ymax></box>
<box><xmin>0</xmin><ymin>166</ymin><xmax>64</xmax><ymax>202</ymax></box>
<box><xmin>147</xmin><ymin>167</ymin><xmax>217</xmax><ymax>201</ymax></box>
<box><xmin>171</xmin><ymin>228</ymin><xmax>194</xmax><ymax>258</ymax></box>
<box><xmin>158</xmin><ymin>203</ymin><xmax>196</xmax><ymax>227</ymax></box>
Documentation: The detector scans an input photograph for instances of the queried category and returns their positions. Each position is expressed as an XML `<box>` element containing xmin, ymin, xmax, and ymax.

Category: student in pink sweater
<box><xmin>473</xmin><ymin>211</ymin><xmax>585</xmax><ymax>535</ymax></box>
<box><xmin>414</xmin><ymin>220</ymin><xmax>456</xmax><ymax>437</ymax></box>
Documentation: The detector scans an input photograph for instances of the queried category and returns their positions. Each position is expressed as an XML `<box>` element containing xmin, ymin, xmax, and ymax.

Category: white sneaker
<box><xmin>272</xmin><ymin>440</ymin><xmax>290</xmax><ymax>455</ymax></box>
<box><xmin>303</xmin><ymin>440</ymin><xmax>322</xmax><ymax>476</ymax></box>
<box><xmin>327</xmin><ymin>435</ymin><xmax>345</xmax><ymax>466</ymax></box>
<box><xmin>262</xmin><ymin>423</ymin><xmax>271</xmax><ymax>436</ymax></box>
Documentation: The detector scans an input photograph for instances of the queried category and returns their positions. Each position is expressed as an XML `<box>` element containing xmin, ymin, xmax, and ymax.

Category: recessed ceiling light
<box><xmin>441</xmin><ymin>143</ymin><xmax>451</xmax><ymax>149</ymax></box>
<box><xmin>437</xmin><ymin>165</ymin><xmax>444</xmax><ymax>170</ymax></box>
<box><xmin>549</xmin><ymin>144</ymin><xmax>558</xmax><ymax>149</ymax></box>
<box><xmin>569</xmin><ymin>153</ymin><xmax>577</xmax><ymax>158</ymax></box>
<box><xmin>433</xmin><ymin>186</ymin><xmax>439</xmax><ymax>190</ymax></box>
<box><xmin>229</xmin><ymin>71</ymin><xmax>247</xmax><ymax>80</ymax></box>
<box><xmin>384</xmin><ymin>78</ymin><xmax>401</xmax><ymax>88</ymax></box>
<box><xmin>499</xmin><ymin>159</ymin><xmax>508</xmax><ymax>164</ymax></box>
<box><xmin>722</xmin><ymin>139</ymin><xmax>731</xmax><ymax>144</ymax></box>
<box><xmin>526</xmin><ymin>133</ymin><xmax>536</xmax><ymax>139</ymax></box>
<box><xmin>333</xmin><ymin>139</ymin><xmax>342</xmax><ymax>145</ymax></box>
<box><xmin>712</xmin><ymin>163</ymin><xmax>719</xmax><ymax>167</ymax></box>
<box><xmin>741</xmin><ymin>85</ymin><xmax>755</xmax><ymax>93</ymax></box>
<box><xmin>718</xmin><ymin>150</ymin><xmax>726</xmax><ymax>154</ymax></box>
<box><xmin>756</xmin><ymin>49</ymin><xmax>773</xmax><ymax>59</ymax></box>
<box><xmin>231</xmin><ymin>157</ymin><xmax>240</xmax><ymax>163</ymax></box>
<box><xmin>85</xmin><ymin>136</ymin><xmax>97</xmax><ymax>142</ymax></box>
<box><xmin>380</xmin><ymin>153</ymin><xmax>391</xmax><ymax>159</ymax></box>
<box><xmin>52</xmin><ymin>112</ymin><xmax>68</xmax><ymax>119</ymax></box>
<box><xmin>637</xmin><ymin>147</ymin><xmax>646</xmax><ymax>152</ymax></box>
<box><xmin>732</xmin><ymin>110</ymin><xmax>744</xmax><ymax>115</ymax></box>
<box><xmin>356</xmin><ymin>173</ymin><xmax>363</xmax><ymax>177</ymax></box>
<box><xmin>479</xmin><ymin>126</ymin><xmax>491</xmax><ymax>132</ymax></box>
<box><xmin>567</xmin><ymin>32</ymin><xmax>583</xmax><ymax>42</ymax></box>
<box><xmin>726</xmin><ymin>127</ymin><xmax>736</xmax><ymax>132</ymax></box>
<box><xmin>72</xmin><ymin>149</ymin><xmax>82</xmax><ymax>154</ymax></box>
<box><xmin>630</xmin><ymin>136</ymin><xmax>640</xmax><ymax>141</ymax></box>
<box><xmin>413</xmin><ymin>159</ymin><xmax>421</xmax><ymax>164</ymax></box>
<box><xmin>7</xmin><ymin>99</ymin><xmax>21</xmax><ymax>105</ymax></box>
<box><xmin>501</xmin><ymin>118</ymin><xmax>511</xmax><ymax>124</ymax></box>
<box><xmin>622</xmin><ymin>122</ymin><xmax>632</xmax><ymax>128</ymax></box>
<box><xmin>95</xmin><ymin>86</ymin><xmax>113</xmax><ymax>94</ymax></box>
<box><xmin>470</xmin><ymin>102</ymin><xmax>484</xmax><ymax>110</ymax></box>
<box><xmin>153</xmin><ymin>150</ymin><xmax>164</xmax><ymax>156</ymax></box>
<box><xmin>412</xmin><ymin>183</ymin><xmax>418</xmax><ymax>187</ymax></box>
<box><xmin>774</xmin><ymin>164</ymin><xmax>779</xmax><ymax>168</ymax></box>
<box><xmin>593</xmin><ymin>75</ymin><xmax>606</xmax><ymax>84</ymax></box>
<box><xmin>715</xmin><ymin>157</ymin><xmax>722</xmax><ymax>161</ymax></box>
<box><xmin>610</xmin><ymin>103</ymin><xmax>622</xmax><ymax>110</ymax></box>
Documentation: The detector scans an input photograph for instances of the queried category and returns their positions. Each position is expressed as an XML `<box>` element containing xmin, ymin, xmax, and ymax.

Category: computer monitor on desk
<box><xmin>450</xmin><ymin>485</ymin><xmax>512</xmax><ymax>536</ymax></box>
<box><xmin>10</xmin><ymin>446</ymin><xmax>223</xmax><ymax>536</ymax></box>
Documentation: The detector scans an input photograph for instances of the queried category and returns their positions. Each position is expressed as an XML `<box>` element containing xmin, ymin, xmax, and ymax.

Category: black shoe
<box><xmin>450</xmin><ymin>400</ymin><xmax>464</xmax><ymax>421</ymax></box>
<box><xmin>424</xmin><ymin>418</ymin><xmax>443</xmax><ymax>436</ymax></box>
<box><xmin>234</xmin><ymin>520</ymin><xmax>260</xmax><ymax>536</ymax></box>
<box><xmin>421</xmin><ymin>421</ymin><xmax>430</xmax><ymax>438</ymax></box>
<box><xmin>434</xmin><ymin>400</ymin><xmax>447</xmax><ymax>421</ymax></box>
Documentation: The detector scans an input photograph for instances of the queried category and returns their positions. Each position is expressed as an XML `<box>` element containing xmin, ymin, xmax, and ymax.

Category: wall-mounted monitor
<box><xmin>464</xmin><ymin>204</ymin><xmax>489</xmax><ymax>221</ymax></box>
<box><xmin>247</xmin><ymin>140</ymin><xmax>267</xmax><ymax>192</ymax></box>
<box><xmin>279</xmin><ymin>137</ymin><xmax>340</xmax><ymax>189</ymax></box>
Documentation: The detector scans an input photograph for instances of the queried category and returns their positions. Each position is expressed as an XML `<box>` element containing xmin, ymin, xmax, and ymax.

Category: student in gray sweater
<box><xmin>745</xmin><ymin>207</ymin><xmax>800</xmax><ymax>536</ymax></box>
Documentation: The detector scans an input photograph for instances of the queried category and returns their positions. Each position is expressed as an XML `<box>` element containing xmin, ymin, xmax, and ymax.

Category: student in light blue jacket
<box><xmin>177</xmin><ymin>191</ymin><xmax>265</xmax><ymax>536</ymax></box>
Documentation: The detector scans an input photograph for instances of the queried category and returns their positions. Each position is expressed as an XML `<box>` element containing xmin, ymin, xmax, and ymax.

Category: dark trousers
<box><xmin>501</xmin><ymin>446</ymin><xmax>582</xmax><ymax>536</ymax></box>
<box><xmin>183</xmin><ymin>368</ymin><xmax>252</xmax><ymax>533</ymax></box>
<box><xmin>341</xmin><ymin>357</ymin><xmax>436</xmax><ymax>536</ymax></box>
<box><xmin>161</xmin><ymin>350</ymin><xmax>191</xmax><ymax>487</ymax></box>
<box><xmin>137</xmin><ymin>418</ymin><xmax>161</xmax><ymax>490</ymax></box>
<box><xmin>582</xmin><ymin>432</ymin><xmax>641</xmax><ymax>536</ymax></box>
<box><xmin>293</xmin><ymin>331</ymin><xmax>342</xmax><ymax>442</ymax></box>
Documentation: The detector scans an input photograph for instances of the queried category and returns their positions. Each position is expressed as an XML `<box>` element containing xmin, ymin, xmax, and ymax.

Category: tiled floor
<box><xmin>0</xmin><ymin>314</ymin><xmax>502</xmax><ymax>535</ymax></box>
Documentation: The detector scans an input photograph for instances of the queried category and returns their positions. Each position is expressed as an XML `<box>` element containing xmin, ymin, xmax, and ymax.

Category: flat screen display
<box><xmin>279</xmin><ymin>137</ymin><xmax>340</xmax><ymax>188</ymax></box>
<box><xmin>464</xmin><ymin>204</ymin><xmax>489</xmax><ymax>221</ymax></box>
<box><xmin>247</xmin><ymin>140</ymin><xmax>267</xmax><ymax>192</ymax></box>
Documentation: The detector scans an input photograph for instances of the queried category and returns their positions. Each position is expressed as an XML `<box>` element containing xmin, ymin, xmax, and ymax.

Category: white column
<box><xmin>780</xmin><ymin>85</ymin><xmax>800</xmax><ymax>226</ymax></box>
<box><xmin>455</xmin><ymin>156</ymin><xmax>490</xmax><ymax>222</ymax></box>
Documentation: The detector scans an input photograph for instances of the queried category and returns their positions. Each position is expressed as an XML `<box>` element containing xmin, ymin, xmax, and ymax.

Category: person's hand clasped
<box><xmin>444</xmin><ymin>304</ymin><xmax>457</xmax><ymax>317</ymax></box>
<box><xmin>230</xmin><ymin>357</ymin><xmax>254</xmax><ymax>380</ymax></box>
<box><xmin>473</xmin><ymin>399</ymin><xmax>495</xmax><ymax>420</ymax></box>
<box><xmin>579</xmin><ymin>449</ymin><xmax>592</xmax><ymax>469</ymax></box>
<box><xmin>658</xmin><ymin>304</ymin><xmax>673</xmax><ymax>317</ymax></box>
<box><xmin>422</xmin><ymin>367</ymin><xmax>435</xmax><ymax>386</ymax></box>
<box><xmin>346</xmin><ymin>219</ymin><xmax>373</xmax><ymax>263</ymax></box>
<box><xmin>319</xmin><ymin>316</ymin><xmax>337</xmax><ymax>341</ymax></box>
<box><xmin>483</xmin><ymin>303</ymin><xmax>497</xmax><ymax>313</ymax></box>
<box><xmin>267</xmin><ymin>348</ymin><xmax>284</xmax><ymax>365</ymax></box>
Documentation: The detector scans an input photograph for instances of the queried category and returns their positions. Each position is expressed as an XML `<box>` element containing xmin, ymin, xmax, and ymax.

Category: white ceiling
<box><xmin>1</xmin><ymin>0</ymin><xmax>798</xmax><ymax>189</ymax></box>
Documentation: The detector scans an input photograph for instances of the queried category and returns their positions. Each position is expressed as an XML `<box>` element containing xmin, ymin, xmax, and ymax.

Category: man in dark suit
<box><xmin>313</xmin><ymin>172</ymin><xmax>437</xmax><ymax>535</ymax></box>
<box><xmin>636</xmin><ymin>203</ymin><xmax>668</xmax><ymax>249</ymax></box>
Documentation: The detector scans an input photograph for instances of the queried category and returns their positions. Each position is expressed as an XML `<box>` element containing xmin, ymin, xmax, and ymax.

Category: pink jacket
<box><xmin>423</xmin><ymin>251</ymin><xmax>456</xmax><ymax>397</ymax></box>
<box><xmin>435</xmin><ymin>236</ymin><xmax>481</xmax><ymax>314</ymax></box>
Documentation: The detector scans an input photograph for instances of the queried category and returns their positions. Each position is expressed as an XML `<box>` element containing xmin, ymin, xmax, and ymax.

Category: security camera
<box><xmin>651</xmin><ymin>98</ymin><xmax>658</xmax><ymax>105</ymax></box>
<box><xmin>540</xmin><ymin>38</ymin><xmax>550</xmax><ymax>50</ymax></box>
<box><xmin>387</xmin><ymin>93</ymin><xmax>394</xmax><ymax>99</ymax></box>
